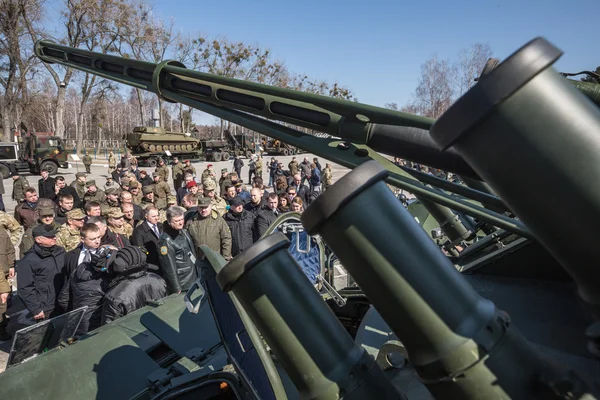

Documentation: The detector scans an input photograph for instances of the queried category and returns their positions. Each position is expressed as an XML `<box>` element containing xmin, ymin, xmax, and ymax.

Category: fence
<box><xmin>64</xmin><ymin>139</ymin><xmax>126</xmax><ymax>160</ymax></box>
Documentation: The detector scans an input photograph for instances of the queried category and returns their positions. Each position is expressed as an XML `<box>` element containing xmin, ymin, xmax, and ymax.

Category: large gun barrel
<box><xmin>430</xmin><ymin>37</ymin><xmax>600</xmax><ymax>320</ymax></box>
<box><xmin>215</xmin><ymin>233</ymin><xmax>402</xmax><ymax>399</ymax></box>
<box><xmin>34</xmin><ymin>39</ymin><xmax>479</xmax><ymax>179</ymax></box>
<box><xmin>301</xmin><ymin>160</ymin><xmax>592</xmax><ymax>399</ymax></box>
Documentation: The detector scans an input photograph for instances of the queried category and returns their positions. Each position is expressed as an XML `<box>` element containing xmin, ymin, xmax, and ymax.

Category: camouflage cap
<box><xmin>38</xmin><ymin>207</ymin><xmax>55</xmax><ymax>217</ymax></box>
<box><xmin>108</xmin><ymin>208</ymin><xmax>125</xmax><ymax>218</ymax></box>
<box><xmin>142</xmin><ymin>186</ymin><xmax>154</xmax><ymax>195</ymax></box>
<box><xmin>198</xmin><ymin>197</ymin><xmax>211</xmax><ymax>207</ymax></box>
<box><xmin>129</xmin><ymin>181</ymin><xmax>139</xmax><ymax>189</ymax></box>
<box><xmin>76</xmin><ymin>172</ymin><xmax>87</xmax><ymax>178</ymax></box>
<box><xmin>152</xmin><ymin>172</ymin><xmax>159</xmax><ymax>178</ymax></box>
<box><xmin>121</xmin><ymin>177</ymin><xmax>131</xmax><ymax>185</ymax></box>
<box><xmin>221</xmin><ymin>168</ymin><xmax>228</xmax><ymax>173</ymax></box>
<box><xmin>105</xmin><ymin>187</ymin><xmax>119</xmax><ymax>196</ymax></box>
<box><xmin>167</xmin><ymin>195</ymin><xmax>177</xmax><ymax>204</ymax></box>
<box><xmin>66</xmin><ymin>208</ymin><xmax>86</xmax><ymax>220</ymax></box>
<box><xmin>85</xmin><ymin>180</ymin><xmax>96</xmax><ymax>188</ymax></box>
<box><xmin>203</xmin><ymin>180</ymin><xmax>216</xmax><ymax>191</ymax></box>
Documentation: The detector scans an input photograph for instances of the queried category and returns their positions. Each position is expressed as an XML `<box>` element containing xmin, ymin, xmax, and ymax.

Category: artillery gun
<box><xmin>1</xmin><ymin>37</ymin><xmax>598</xmax><ymax>399</ymax></box>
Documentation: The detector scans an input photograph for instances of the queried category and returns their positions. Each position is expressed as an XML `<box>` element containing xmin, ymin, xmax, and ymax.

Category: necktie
<box><xmin>83</xmin><ymin>249</ymin><xmax>91</xmax><ymax>263</ymax></box>
<box><xmin>153</xmin><ymin>224</ymin><xmax>160</xmax><ymax>237</ymax></box>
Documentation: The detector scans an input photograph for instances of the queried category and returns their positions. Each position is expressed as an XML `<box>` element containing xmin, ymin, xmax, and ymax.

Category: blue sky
<box><xmin>149</xmin><ymin>0</ymin><xmax>597</xmax><ymax>115</ymax></box>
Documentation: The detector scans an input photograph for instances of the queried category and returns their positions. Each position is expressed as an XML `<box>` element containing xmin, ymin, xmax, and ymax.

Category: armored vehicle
<box><xmin>126</xmin><ymin>126</ymin><xmax>203</xmax><ymax>166</ymax></box>
<box><xmin>9</xmin><ymin>36</ymin><xmax>600</xmax><ymax>399</ymax></box>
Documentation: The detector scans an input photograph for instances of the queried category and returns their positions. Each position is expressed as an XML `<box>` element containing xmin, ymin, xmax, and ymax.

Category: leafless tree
<box><xmin>455</xmin><ymin>43</ymin><xmax>493</xmax><ymax>96</ymax></box>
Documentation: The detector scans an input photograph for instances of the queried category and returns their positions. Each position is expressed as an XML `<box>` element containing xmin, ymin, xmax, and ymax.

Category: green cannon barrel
<box><xmin>301</xmin><ymin>160</ymin><xmax>590</xmax><ymax>399</ymax></box>
<box><xmin>215</xmin><ymin>233</ymin><xmax>402</xmax><ymax>399</ymax></box>
<box><xmin>34</xmin><ymin>39</ymin><xmax>480</xmax><ymax>179</ymax></box>
<box><xmin>430</xmin><ymin>37</ymin><xmax>600</xmax><ymax>320</ymax></box>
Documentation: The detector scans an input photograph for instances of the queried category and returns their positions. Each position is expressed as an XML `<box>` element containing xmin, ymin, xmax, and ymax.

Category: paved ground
<box><xmin>0</xmin><ymin>151</ymin><xmax>376</xmax><ymax>372</ymax></box>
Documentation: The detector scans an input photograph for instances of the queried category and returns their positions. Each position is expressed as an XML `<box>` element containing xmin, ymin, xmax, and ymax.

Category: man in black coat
<box><xmin>224</xmin><ymin>197</ymin><xmax>257</xmax><ymax>256</ymax></box>
<box><xmin>38</xmin><ymin>167</ymin><xmax>57</xmax><ymax>200</ymax></box>
<box><xmin>157</xmin><ymin>206</ymin><xmax>197</xmax><ymax>294</ymax></box>
<box><xmin>255</xmin><ymin>193</ymin><xmax>280</xmax><ymax>239</ymax></box>
<box><xmin>88</xmin><ymin>216</ymin><xmax>130</xmax><ymax>248</ymax></box>
<box><xmin>17</xmin><ymin>224</ymin><xmax>67</xmax><ymax>321</ymax></box>
<box><xmin>131</xmin><ymin>206</ymin><xmax>163</xmax><ymax>267</ymax></box>
<box><xmin>102</xmin><ymin>246</ymin><xmax>166</xmax><ymax>324</ymax></box>
<box><xmin>51</xmin><ymin>176</ymin><xmax>82</xmax><ymax>208</ymax></box>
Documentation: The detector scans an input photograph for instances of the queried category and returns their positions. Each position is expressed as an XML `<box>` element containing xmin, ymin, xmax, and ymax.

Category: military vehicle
<box><xmin>0</xmin><ymin>131</ymin><xmax>68</xmax><ymax>177</ymax></box>
<box><xmin>4</xmin><ymin>36</ymin><xmax>598</xmax><ymax>398</ymax></box>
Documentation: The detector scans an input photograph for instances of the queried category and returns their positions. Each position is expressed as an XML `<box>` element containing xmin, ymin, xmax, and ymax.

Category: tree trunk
<box><xmin>136</xmin><ymin>88</ymin><xmax>145</xmax><ymax>125</ymax></box>
<box><xmin>1</xmin><ymin>102</ymin><xmax>11</xmax><ymax>141</ymax></box>
<box><xmin>55</xmin><ymin>85</ymin><xmax>67</xmax><ymax>137</ymax></box>
<box><xmin>179</xmin><ymin>103</ymin><xmax>184</xmax><ymax>132</ymax></box>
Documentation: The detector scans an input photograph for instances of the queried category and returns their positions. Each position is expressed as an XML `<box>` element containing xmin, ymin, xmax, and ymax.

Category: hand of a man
<box><xmin>8</xmin><ymin>268</ymin><xmax>14</xmax><ymax>278</ymax></box>
<box><xmin>34</xmin><ymin>310</ymin><xmax>45</xmax><ymax>320</ymax></box>
<box><xmin>0</xmin><ymin>293</ymin><xmax>8</xmax><ymax>304</ymax></box>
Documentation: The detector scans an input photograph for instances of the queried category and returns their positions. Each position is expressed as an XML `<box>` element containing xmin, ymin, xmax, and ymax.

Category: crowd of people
<box><xmin>0</xmin><ymin>151</ymin><xmax>334</xmax><ymax>341</ymax></box>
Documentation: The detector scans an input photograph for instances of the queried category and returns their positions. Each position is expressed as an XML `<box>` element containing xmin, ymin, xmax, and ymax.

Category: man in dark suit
<box><xmin>38</xmin><ymin>167</ymin><xmax>56</xmax><ymax>200</ymax></box>
<box><xmin>131</xmin><ymin>205</ymin><xmax>163</xmax><ymax>268</ymax></box>
<box><xmin>256</xmin><ymin>193</ymin><xmax>280</xmax><ymax>238</ymax></box>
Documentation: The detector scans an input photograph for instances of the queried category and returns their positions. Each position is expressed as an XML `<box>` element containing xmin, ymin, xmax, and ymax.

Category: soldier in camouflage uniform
<box><xmin>20</xmin><ymin>207</ymin><xmax>62</xmax><ymax>255</ymax></box>
<box><xmin>219</xmin><ymin>169</ymin><xmax>230</xmax><ymax>197</ymax></box>
<box><xmin>0</xmin><ymin>210</ymin><xmax>25</xmax><ymax>248</ymax></box>
<box><xmin>129</xmin><ymin>181</ymin><xmax>143</xmax><ymax>205</ymax></box>
<box><xmin>70</xmin><ymin>172</ymin><xmax>87</xmax><ymax>204</ymax></box>
<box><xmin>82</xmin><ymin>151</ymin><xmax>93</xmax><ymax>173</ymax></box>
<box><xmin>56</xmin><ymin>208</ymin><xmax>86</xmax><ymax>252</ymax></box>
<box><xmin>255</xmin><ymin>156</ymin><xmax>263</xmax><ymax>181</ymax></box>
<box><xmin>108</xmin><ymin>150</ymin><xmax>117</xmax><ymax>173</ymax></box>
<box><xmin>12</xmin><ymin>174</ymin><xmax>30</xmax><ymax>203</ymax></box>
<box><xmin>155</xmin><ymin>158</ymin><xmax>169</xmax><ymax>182</ymax></box>
<box><xmin>101</xmin><ymin>187</ymin><xmax>121</xmax><ymax>215</ymax></box>
<box><xmin>105</xmin><ymin>176</ymin><xmax>119</xmax><ymax>192</ymax></box>
<box><xmin>152</xmin><ymin>172</ymin><xmax>171</xmax><ymax>210</ymax></box>
<box><xmin>201</xmin><ymin>164</ymin><xmax>216</xmax><ymax>185</ymax></box>
<box><xmin>288</xmin><ymin>156</ymin><xmax>299</xmax><ymax>176</ymax></box>
<box><xmin>84</xmin><ymin>180</ymin><xmax>106</xmax><ymax>205</ymax></box>
<box><xmin>171</xmin><ymin>157</ymin><xmax>185</xmax><ymax>190</ymax></box>
<box><xmin>0</xmin><ymin>225</ymin><xmax>14</xmax><ymax>341</ymax></box>
<box><xmin>141</xmin><ymin>185</ymin><xmax>156</xmax><ymax>209</ymax></box>
<box><xmin>203</xmin><ymin>180</ymin><xmax>228</xmax><ymax>217</ymax></box>
<box><xmin>183</xmin><ymin>159</ymin><xmax>196</xmax><ymax>177</ymax></box>
<box><xmin>322</xmin><ymin>163</ymin><xmax>333</xmax><ymax>191</ymax></box>
<box><xmin>186</xmin><ymin>197</ymin><xmax>232</xmax><ymax>260</ymax></box>
<box><xmin>107</xmin><ymin>208</ymin><xmax>133</xmax><ymax>238</ymax></box>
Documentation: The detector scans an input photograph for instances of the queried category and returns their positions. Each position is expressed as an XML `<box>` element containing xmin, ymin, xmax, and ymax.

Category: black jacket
<box><xmin>157</xmin><ymin>225</ymin><xmax>197</xmax><ymax>294</ymax></box>
<box><xmin>224</xmin><ymin>209</ymin><xmax>257</xmax><ymax>256</ymax></box>
<box><xmin>58</xmin><ymin>261</ymin><xmax>111</xmax><ymax>335</ymax></box>
<box><xmin>102</xmin><ymin>229</ymin><xmax>131</xmax><ymax>248</ymax></box>
<box><xmin>244</xmin><ymin>199</ymin><xmax>265</xmax><ymax>217</ymax></box>
<box><xmin>38</xmin><ymin>176</ymin><xmax>57</xmax><ymax>200</ymax></box>
<box><xmin>17</xmin><ymin>244</ymin><xmax>66</xmax><ymax>316</ymax></box>
<box><xmin>255</xmin><ymin>208</ymin><xmax>280</xmax><ymax>239</ymax></box>
<box><xmin>176</xmin><ymin>187</ymin><xmax>189</xmax><ymax>205</ymax></box>
<box><xmin>52</xmin><ymin>185</ymin><xmax>82</xmax><ymax>208</ymax></box>
<box><xmin>131</xmin><ymin>221</ymin><xmax>163</xmax><ymax>267</ymax></box>
<box><xmin>101</xmin><ymin>269</ymin><xmax>166</xmax><ymax>324</ymax></box>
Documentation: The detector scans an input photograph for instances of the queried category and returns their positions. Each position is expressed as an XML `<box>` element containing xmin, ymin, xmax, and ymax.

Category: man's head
<box><xmin>38</xmin><ymin>207</ymin><xmax>55</xmax><ymax>225</ymax></box>
<box><xmin>106</xmin><ymin>187</ymin><xmax>119</xmax><ymax>202</ymax></box>
<box><xmin>143</xmin><ymin>186</ymin><xmax>154</xmax><ymax>201</ymax></box>
<box><xmin>86</xmin><ymin>180</ymin><xmax>97</xmax><ymax>193</ymax></box>
<box><xmin>287</xmin><ymin>186</ymin><xmax>297</xmax><ymax>201</ymax></box>
<box><xmin>225</xmin><ymin>185</ymin><xmax>236</xmax><ymax>199</ymax></box>
<box><xmin>40</xmin><ymin>169</ymin><xmax>48</xmax><ymax>179</ymax></box>
<box><xmin>66</xmin><ymin>208</ymin><xmax>86</xmax><ymax>229</ymax></box>
<box><xmin>144</xmin><ymin>206</ymin><xmax>160</xmax><ymax>225</ymax></box>
<box><xmin>153</xmin><ymin>172</ymin><xmax>161</xmax><ymax>183</ymax></box>
<box><xmin>76</xmin><ymin>172</ymin><xmax>87</xmax><ymax>183</ymax></box>
<box><xmin>12</xmin><ymin>174</ymin><xmax>19</xmax><ymax>181</ymax></box>
<box><xmin>80</xmin><ymin>223</ymin><xmax>102</xmax><ymax>249</ymax></box>
<box><xmin>250</xmin><ymin>187</ymin><xmax>262</xmax><ymax>205</ymax></box>
<box><xmin>229</xmin><ymin>197</ymin><xmax>244</xmax><ymax>214</ymax></box>
<box><xmin>198</xmin><ymin>197</ymin><xmax>212</xmax><ymax>218</ymax></box>
<box><xmin>166</xmin><ymin>206</ymin><xmax>186</xmax><ymax>231</ymax></box>
<box><xmin>107</xmin><ymin>209</ymin><xmax>125</xmax><ymax>228</ymax></box>
<box><xmin>33</xmin><ymin>224</ymin><xmax>57</xmax><ymax>248</ymax></box>
<box><xmin>87</xmin><ymin>216</ymin><xmax>108</xmax><ymax>237</ymax></box>
<box><xmin>293</xmin><ymin>174</ymin><xmax>302</xmax><ymax>186</ymax></box>
<box><xmin>24</xmin><ymin>188</ymin><xmax>38</xmax><ymax>204</ymax></box>
<box><xmin>120</xmin><ymin>190</ymin><xmax>133</xmax><ymax>204</ymax></box>
<box><xmin>267</xmin><ymin>193</ymin><xmax>278</xmax><ymax>210</ymax></box>
<box><xmin>121</xmin><ymin>203</ymin><xmax>134</xmax><ymax>221</ymax></box>
<box><xmin>221</xmin><ymin>168</ymin><xmax>228</xmax><ymax>177</ymax></box>
<box><xmin>85</xmin><ymin>201</ymin><xmax>101</xmax><ymax>216</ymax></box>
<box><xmin>253</xmin><ymin>177</ymin><xmax>263</xmax><ymax>188</ymax></box>
<box><xmin>182</xmin><ymin>193</ymin><xmax>198</xmax><ymax>210</ymax></box>
<box><xmin>173</xmin><ymin>157</ymin><xmax>179</xmax><ymax>164</ymax></box>
<box><xmin>55</xmin><ymin>176</ymin><xmax>66</xmax><ymax>189</ymax></box>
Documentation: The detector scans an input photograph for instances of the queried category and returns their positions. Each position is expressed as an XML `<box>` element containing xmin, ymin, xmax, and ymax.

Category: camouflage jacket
<box><xmin>82</xmin><ymin>155</ymin><xmax>92</xmax><ymax>165</ymax></box>
<box><xmin>172</xmin><ymin>163</ymin><xmax>185</xmax><ymax>179</ymax></box>
<box><xmin>153</xmin><ymin>181</ymin><xmax>171</xmax><ymax>210</ymax></box>
<box><xmin>109</xmin><ymin>223</ymin><xmax>133</xmax><ymax>238</ymax></box>
<box><xmin>288</xmin><ymin>160</ymin><xmax>299</xmax><ymax>175</ymax></box>
<box><xmin>84</xmin><ymin>189</ymin><xmax>106</xmax><ymax>205</ymax></box>
<box><xmin>211</xmin><ymin>196</ymin><xmax>228</xmax><ymax>217</ymax></box>
<box><xmin>255</xmin><ymin>159</ymin><xmax>263</xmax><ymax>172</ymax></box>
<box><xmin>186</xmin><ymin>210</ymin><xmax>232</xmax><ymax>260</ymax></box>
<box><xmin>156</xmin><ymin>165</ymin><xmax>169</xmax><ymax>181</ymax></box>
<box><xmin>56</xmin><ymin>224</ymin><xmax>81</xmax><ymax>252</ymax></box>
<box><xmin>323</xmin><ymin>167</ymin><xmax>333</xmax><ymax>185</ymax></box>
<box><xmin>12</xmin><ymin>176</ymin><xmax>30</xmax><ymax>202</ymax></box>
<box><xmin>70</xmin><ymin>180</ymin><xmax>86</xmax><ymax>201</ymax></box>
<box><xmin>108</xmin><ymin>154</ymin><xmax>117</xmax><ymax>167</ymax></box>
<box><xmin>0</xmin><ymin>225</ymin><xmax>15</xmax><ymax>278</ymax></box>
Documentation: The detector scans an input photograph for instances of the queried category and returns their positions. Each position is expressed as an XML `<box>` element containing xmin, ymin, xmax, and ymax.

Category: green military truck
<box><xmin>0</xmin><ymin>131</ymin><xmax>69</xmax><ymax>178</ymax></box>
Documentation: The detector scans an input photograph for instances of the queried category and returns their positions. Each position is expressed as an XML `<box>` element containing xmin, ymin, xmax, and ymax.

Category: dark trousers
<box><xmin>248</xmin><ymin>169</ymin><xmax>256</xmax><ymax>184</ymax></box>
<box><xmin>0</xmin><ymin>194</ymin><xmax>5</xmax><ymax>212</ymax></box>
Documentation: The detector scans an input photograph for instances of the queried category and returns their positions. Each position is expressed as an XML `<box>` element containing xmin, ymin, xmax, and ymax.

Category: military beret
<box><xmin>198</xmin><ymin>197</ymin><xmax>212</xmax><ymax>207</ymax></box>
<box><xmin>85</xmin><ymin>180</ymin><xmax>96</xmax><ymax>188</ymax></box>
<box><xmin>186</xmin><ymin>180</ymin><xmax>197</xmax><ymax>188</ymax></box>
<box><xmin>221</xmin><ymin>168</ymin><xmax>227</xmax><ymax>173</ymax></box>
<box><xmin>207</xmin><ymin>164</ymin><xmax>213</xmax><ymax>168</ymax></box>
<box><xmin>142</xmin><ymin>186</ymin><xmax>154</xmax><ymax>195</ymax></box>
<box><xmin>203</xmin><ymin>180</ymin><xmax>216</xmax><ymax>191</ymax></box>
<box><xmin>108</xmin><ymin>208</ymin><xmax>124</xmax><ymax>218</ymax></box>
<box><xmin>76</xmin><ymin>172</ymin><xmax>87</xmax><ymax>178</ymax></box>
<box><xmin>167</xmin><ymin>195</ymin><xmax>177</xmax><ymax>204</ymax></box>
<box><xmin>105</xmin><ymin>187</ymin><xmax>119</xmax><ymax>195</ymax></box>
<box><xmin>38</xmin><ymin>207</ymin><xmax>55</xmax><ymax>217</ymax></box>
<box><xmin>230</xmin><ymin>196</ymin><xmax>244</xmax><ymax>207</ymax></box>
<box><xmin>65</xmin><ymin>208</ymin><xmax>86</xmax><ymax>220</ymax></box>
<box><xmin>184</xmin><ymin>159</ymin><xmax>191</xmax><ymax>163</ymax></box>
<box><xmin>32</xmin><ymin>224</ymin><xmax>57</xmax><ymax>238</ymax></box>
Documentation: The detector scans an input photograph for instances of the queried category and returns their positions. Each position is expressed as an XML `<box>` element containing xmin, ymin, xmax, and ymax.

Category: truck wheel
<box><xmin>39</xmin><ymin>161</ymin><xmax>58</xmax><ymax>175</ymax></box>
<box><xmin>246</xmin><ymin>150</ymin><xmax>252</xmax><ymax>158</ymax></box>
<box><xmin>222</xmin><ymin>152</ymin><xmax>230</xmax><ymax>161</ymax></box>
<box><xmin>213</xmin><ymin>152</ymin><xmax>222</xmax><ymax>162</ymax></box>
<box><xmin>147</xmin><ymin>158</ymin><xmax>157</xmax><ymax>167</ymax></box>
<box><xmin>0</xmin><ymin>164</ymin><xmax>9</xmax><ymax>179</ymax></box>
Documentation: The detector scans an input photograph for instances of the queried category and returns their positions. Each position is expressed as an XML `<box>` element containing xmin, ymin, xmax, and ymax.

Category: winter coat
<box><xmin>255</xmin><ymin>208</ymin><xmax>280</xmax><ymax>239</ymax></box>
<box><xmin>158</xmin><ymin>225</ymin><xmax>197</xmax><ymax>294</ymax></box>
<box><xmin>223</xmin><ymin>209</ymin><xmax>256</xmax><ymax>256</ymax></box>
